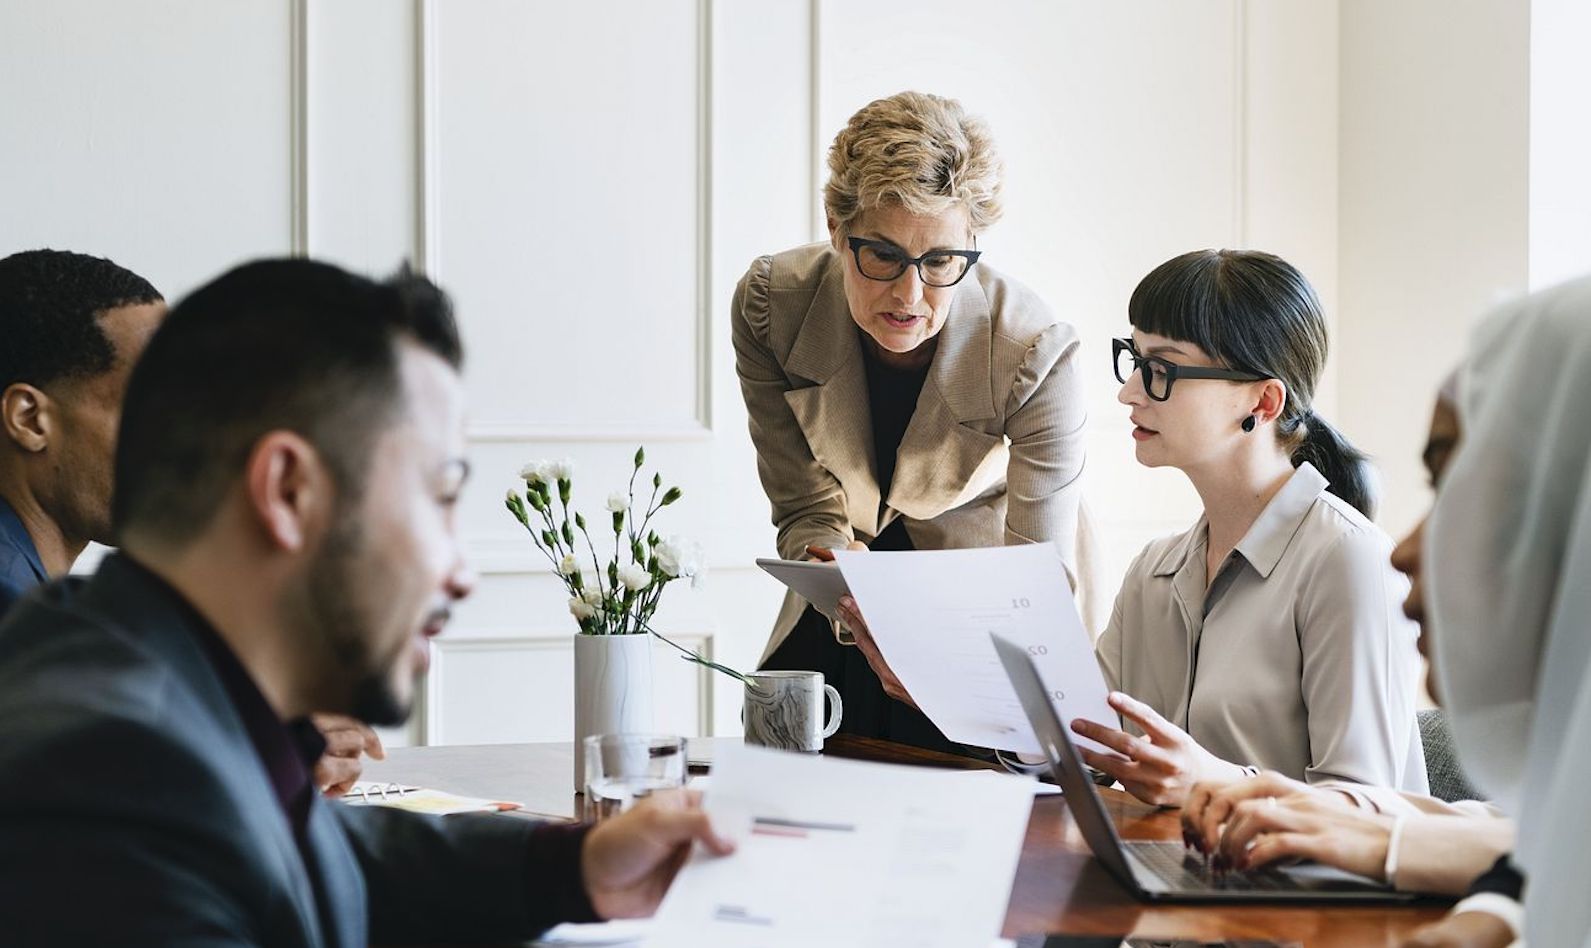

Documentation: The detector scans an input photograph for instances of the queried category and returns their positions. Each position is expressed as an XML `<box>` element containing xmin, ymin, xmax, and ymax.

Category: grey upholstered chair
<box><xmin>1418</xmin><ymin>708</ymin><xmax>1484</xmax><ymax>803</ymax></box>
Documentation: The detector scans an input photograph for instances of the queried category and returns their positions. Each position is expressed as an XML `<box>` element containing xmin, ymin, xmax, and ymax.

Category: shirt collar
<box><xmin>0</xmin><ymin>495</ymin><xmax>49</xmax><ymax>586</ymax></box>
<box><xmin>1150</xmin><ymin>462</ymin><xmax>1330</xmax><ymax>580</ymax></box>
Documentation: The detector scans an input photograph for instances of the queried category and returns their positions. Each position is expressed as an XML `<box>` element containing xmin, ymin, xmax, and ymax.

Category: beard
<box><xmin>305</xmin><ymin>508</ymin><xmax>414</xmax><ymax>728</ymax></box>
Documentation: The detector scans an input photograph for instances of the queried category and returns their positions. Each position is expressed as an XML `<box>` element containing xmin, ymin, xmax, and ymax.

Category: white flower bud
<box><xmin>568</xmin><ymin>597</ymin><xmax>597</xmax><ymax>621</ymax></box>
<box><xmin>605</xmin><ymin>491</ymin><xmax>628</xmax><ymax>513</ymax></box>
<box><xmin>618</xmin><ymin>564</ymin><xmax>651</xmax><ymax>591</ymax></box>
<box><xmin>519</xmin><ymin>461</ymin><xmax>550</xmax><ymax>484</ymax></box>
<box><xmin>581</xmin><ymin>588</ymin><xmax>604</xmax><ymax>607</ymax></box>
<box><xmin>558</xmin><ymin>553</ymin><xmax>580</xmax><ymax>576</ymax></box>
<box><xmin>548</xmin><ymin>458</ymin><xmax>575</xmax><ymax>480</ymax></box>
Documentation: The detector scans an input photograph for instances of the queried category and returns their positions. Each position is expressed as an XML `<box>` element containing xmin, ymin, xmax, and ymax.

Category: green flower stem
<box><xmin>576</xmin><ymin>521</ymin><xmax>611</xmax><ymax>631</ymax></box>
<box><xmin>640</xmin><ymin>619</ymin><xmax>760</xmax><ymax>690</ymax></box>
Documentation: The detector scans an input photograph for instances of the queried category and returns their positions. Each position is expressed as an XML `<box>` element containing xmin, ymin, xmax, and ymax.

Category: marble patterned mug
<box><xmin>742</xmin><ymin>670</ymin><xmax>843</xmax><ymax>752</ymax></box>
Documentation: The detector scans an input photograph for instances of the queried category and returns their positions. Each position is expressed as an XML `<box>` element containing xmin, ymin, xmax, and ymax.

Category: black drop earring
<box><xmin>1241</xmin><ymin>415</ymin><xmax>1257</xmax><ymax>433</ymax></box>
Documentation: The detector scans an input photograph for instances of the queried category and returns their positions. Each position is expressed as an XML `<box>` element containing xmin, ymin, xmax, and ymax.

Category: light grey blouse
<box><xmin>1095</xmin><ymin>463</ymin><xmax>1428</xmax><ymax>793</ymax></box>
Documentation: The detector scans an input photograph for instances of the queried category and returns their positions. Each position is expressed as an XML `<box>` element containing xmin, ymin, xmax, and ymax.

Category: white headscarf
<box><xmin>1427</xmin><ymin>273</ymin><xmax>1591</xmax><ymax>948</ymax></box>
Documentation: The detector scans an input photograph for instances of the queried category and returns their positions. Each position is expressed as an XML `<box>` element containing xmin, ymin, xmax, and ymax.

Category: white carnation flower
<box><xmin>581</xmin><ymin>587</ymin><xmax>604</xmax><ymax>607</ymax></box>
<box><xmin>558</xmin><ymin>553</ymin><xmax>580</xmax><ymax>576</ymax></box>
<box><xmin>568</xmin><ymin>597</ymin><xmax>596</xmax><ymax>621</ymax></box>
<box><xmin>618</xmin><ymin>564</ymin><xmax>651</xmax><ymax>591</ymax></box>
<box><xmin>605</xmin><ymin>491</ymin><xmax>628</xmax><ymax>513</ymax></box>
<box><xmin>655</xmin><ymin>535</ymin><xmax>703</xmax><ymax>579</ymax></box>
<box><xmin>519</xmin><ymin>460</ymin><xmax>550</xmax><ymax>484</ymax></box>
<box><xmin>548</xmin><ymin>457</ymin><xmax>575</xmax><ymax>481</ymax></box>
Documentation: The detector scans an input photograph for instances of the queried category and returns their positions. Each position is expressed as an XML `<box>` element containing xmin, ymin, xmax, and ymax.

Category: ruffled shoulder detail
<box><xmin>735</xmin><ymin>253</ymin><xmax>775</xmax><ymax>338</ymax></box>
<box><xmin>1007</xmin><ymin>319</ymin><xmax>1081</xmax><ymax>409</ymax></box>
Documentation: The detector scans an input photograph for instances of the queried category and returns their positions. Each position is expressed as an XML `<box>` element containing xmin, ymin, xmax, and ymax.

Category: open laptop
<box><xmin>991</xmin><ymin>634</ymin><xmax>1418</xmax><ymax>903</ymax></box>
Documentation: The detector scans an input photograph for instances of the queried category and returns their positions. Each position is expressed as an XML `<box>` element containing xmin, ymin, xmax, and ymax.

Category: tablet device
<box><xmin>755</xmin><ymin>557</ymin><xmax>850</xmax><ymax>621</ymax></box>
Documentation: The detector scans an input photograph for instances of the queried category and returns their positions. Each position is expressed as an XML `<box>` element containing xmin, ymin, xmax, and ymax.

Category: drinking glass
<box><xmin>582</xmin><ymin>733</ymin><xmax>687</xmax><ymax>821</ymax></box>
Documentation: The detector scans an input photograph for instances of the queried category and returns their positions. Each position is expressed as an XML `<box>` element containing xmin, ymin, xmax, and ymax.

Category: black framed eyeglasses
<box><xmin>1112</xmin><ymin>337</ymin><xmax>1269</xmax><ymax>402</ymax></box>
<box><xmin>846</xmin><ymin>236</ymin><xmax>981</xmax><ymax>288</ymax></box>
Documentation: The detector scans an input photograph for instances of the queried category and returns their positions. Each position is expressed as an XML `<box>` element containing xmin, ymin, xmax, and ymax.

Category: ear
<box><xmin>1250</xmin><ymin>379</ymin><xmax>1289</xmax><ymax>425</ymax></box>
<box><xmin>243</xmin><ymin>431</ymin><xmax>333</xmax><ymax>553</ymax></box>
<box><xmin>826</xmin><ymin>216</ymin><xmax>844</xmax><ymax>252</ymax></box>
<box><xmin>1</xmin><ymin>383</ymin><xmax>51</xmax><ymax>453</ymax></box>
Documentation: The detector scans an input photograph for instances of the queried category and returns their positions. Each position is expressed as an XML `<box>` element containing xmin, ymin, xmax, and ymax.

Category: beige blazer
<box><xmin>733</xmin><ymin>242</ymin><xmax>1095</xmax><ymax>664</ymax></box>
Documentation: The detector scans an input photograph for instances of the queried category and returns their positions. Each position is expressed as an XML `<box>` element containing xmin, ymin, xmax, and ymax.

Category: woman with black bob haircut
<box><xmin>1069</xmin><ymin>249</ymin><xmax>1428</xmax><ymax>807</ymax></box>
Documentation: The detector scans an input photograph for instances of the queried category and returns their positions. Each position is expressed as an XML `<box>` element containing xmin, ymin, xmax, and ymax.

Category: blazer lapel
<box><xmin>888</xmin><ymin>280</ymin><xmax>1001</xmax><ymax>521</ymax></box>
<box><xmin>303</xmin><ymin>796</ymin><xmax>367</xmax><ymax>948</ymax></box>
<box><xmin>782</xmin><ymin>259</ymin><xmax>883</xmax><ymax>537</ymax></box>
<box><xmin>228</xmin><ymin>758</ymin><xmax>331</xmax><ymax>947</ymax></box>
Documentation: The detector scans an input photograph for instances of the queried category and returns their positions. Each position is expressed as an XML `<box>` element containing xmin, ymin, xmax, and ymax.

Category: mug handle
<box><xmin>821</xmin><ymin>684</ymin><xmax>843</xmax><ymax>739</ymax></box>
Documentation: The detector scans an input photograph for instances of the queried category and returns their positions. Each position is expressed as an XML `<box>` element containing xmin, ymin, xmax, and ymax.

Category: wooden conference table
<box><xmin>361</xmin><ymin>734</ymin><xmax>1448</xmax><ymax>946</ymax></box>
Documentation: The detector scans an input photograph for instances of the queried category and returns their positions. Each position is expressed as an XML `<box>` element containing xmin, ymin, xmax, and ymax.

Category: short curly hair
<box><xmin>0</xmin><ymin>249</ymin><xmax>163</xmax><ymax>392</ymax></box>
<box><xmin>823</xmin><ymin>91</ymin><xmax>1003</xmax><ymax>235</ymax></box>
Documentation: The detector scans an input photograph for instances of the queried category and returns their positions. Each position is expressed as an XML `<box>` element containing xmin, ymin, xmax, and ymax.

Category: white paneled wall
<box><xmin>8</xmin><ymin>1</ymin><xmax>1542</xmax><ymax>746</ymax></box>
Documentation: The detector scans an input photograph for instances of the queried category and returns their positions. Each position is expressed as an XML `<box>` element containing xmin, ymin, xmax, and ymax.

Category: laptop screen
<box><xmin>990</xmin><ymin>633</ymin><xmax>1139</xmax><ymax>883</ymax></box>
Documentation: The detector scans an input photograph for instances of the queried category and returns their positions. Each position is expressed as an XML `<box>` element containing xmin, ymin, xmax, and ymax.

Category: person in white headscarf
<box><xmin>1424</xmin><ymin>273</ymin><xmax>1591</xmax><ymax>948</ymax></box>
<box><xmin>1177</xmin><ymin>375</ymin><xmax>1515</xmax><ymax>901</ymax></box>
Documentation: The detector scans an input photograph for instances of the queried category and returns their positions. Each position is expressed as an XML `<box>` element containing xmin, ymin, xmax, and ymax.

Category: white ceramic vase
<box><xmin>573</xmin><ymin>632</ymin><xmax>654</xmax><ymax>791</ymax></box>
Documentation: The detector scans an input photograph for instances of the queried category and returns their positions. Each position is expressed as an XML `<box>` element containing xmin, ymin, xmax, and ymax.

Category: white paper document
<box><xmin>646</xmin><ymin>744</ymin><xmax>1034</xmax><ymax>948</ymax></box>
<box><xmin>833</xmin><ymin>543</ymin><xmax>1116</xmax><ymax>755</ymax></box>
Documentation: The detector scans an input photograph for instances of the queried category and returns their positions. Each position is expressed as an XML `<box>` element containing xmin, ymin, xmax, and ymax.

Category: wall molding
<box><xmin>1230</xmin><ymin>0</ymin><xmax>1249</xmax><ymax>248</ymax></box>
<box><xmin>422</xmin><ymin>0</ymin><xmax>712</xmax><ymax>437</ymax></box>
<box><xmin>695</xmin><ymin>0</ymin><xmax>715</xmax><ymax>432</ymax></box>
<box><xmin>465</xmin><ymin>537</ymin><xmax>764</xmax><ymax>577</ymax></box>
<box><xmin>426</xmin><ymin>630</ymin><xmax>715</xmax><ymax>745</ymax></box>
<box><xmin>289</xmin><ymin>0</ymin><xmax>309</xmax><ymax>256</ymax></box>
<box><xmin>414</xmin><ymin>0</ymin><xmax>441</xmax><ymax>276</ymax></box>
<box><xmin>808</xmin><ymin>0</ymin><xmax>824</xmax><ymax>243</ymax></box>
<box><xmin>466</xmin><ymin>420</ymin><xmax>713</xmax><ymax>445</ymax></box>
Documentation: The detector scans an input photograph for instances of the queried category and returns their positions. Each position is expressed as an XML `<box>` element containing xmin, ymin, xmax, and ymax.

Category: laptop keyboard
<box><xmin>1126</xmin><ymin>841</ymin><xmax>1291</xmax><ymax>891</ymax></box>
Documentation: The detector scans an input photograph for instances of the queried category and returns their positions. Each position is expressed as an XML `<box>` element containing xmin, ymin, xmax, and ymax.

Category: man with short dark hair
<box><xmin>0</xmin><ymin>248</ymin><xmax>377</xmax><ymax>794</ymax></box>
<box><xmin>0</xmin><ymin>258</ymin><xmax>730</xmax><ymax>946</ymax></box>
<box><xmin>0</xmin><ymin>248</ymin><xmax>164</xmax><ymax>612</ymax></box>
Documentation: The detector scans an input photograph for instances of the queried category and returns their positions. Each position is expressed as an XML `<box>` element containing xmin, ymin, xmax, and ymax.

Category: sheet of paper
<box><xmin>531</xmin><ymin>920</ymin><xmax>650</xmax><ymax>946</ymax></box>
<box><xmin>647</xmin><ymin>743</ymin><xmax>1034</xmax><ymax>948</ymax></box>
<box><xmin>833</xmin><ymin>543</ymin><xmax>1116</xmax><ymax>755</ymax></box>
<box><xmin>755</xmin><ymin>557</ymin><xmax>851</xmax><ymax>621</ymax></box>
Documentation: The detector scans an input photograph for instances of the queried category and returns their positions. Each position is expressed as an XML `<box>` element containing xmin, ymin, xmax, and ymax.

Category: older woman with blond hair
<box><xmin>733</xmin><ymin>91</ymin><xmax>1091</xmax><ymax>754</ymax></box>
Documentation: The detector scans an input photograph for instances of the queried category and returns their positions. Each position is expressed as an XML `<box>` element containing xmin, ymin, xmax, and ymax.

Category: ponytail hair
<box><xmin>1129</xmin><ymin>249</ymin><xmax>1380</xmax><ymax>519</ymax></box>
<box><xmin>1288</xmin><ymin>411</ymin><xmax>1377</xmax><ymax>519</ymax></box>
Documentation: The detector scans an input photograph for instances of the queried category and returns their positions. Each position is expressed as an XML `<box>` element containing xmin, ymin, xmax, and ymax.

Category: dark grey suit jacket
<box><xmin>0</xmin><ymin>555</ymin><xmax>592</xmax><ymax>947</ymax></box>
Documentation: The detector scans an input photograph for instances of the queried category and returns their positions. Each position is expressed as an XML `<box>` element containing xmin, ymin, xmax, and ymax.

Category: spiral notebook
<box><xmin>340</xmin><ymin>781</ymin><xmax>522</xmax><ymax>816</ymax></box>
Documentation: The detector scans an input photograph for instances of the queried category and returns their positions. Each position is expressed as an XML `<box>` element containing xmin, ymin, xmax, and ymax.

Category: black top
<box><xmin>861</xmin><ymin>338</ymin><xmax>932</xmax><ymax>505</ymax></box>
